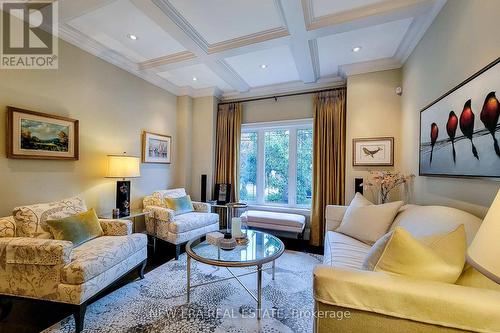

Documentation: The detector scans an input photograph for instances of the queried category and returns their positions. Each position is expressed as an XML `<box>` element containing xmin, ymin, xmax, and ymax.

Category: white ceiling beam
<box><xmin>131</xmin><ymin>0</ymin><xmax>250</xmax><ymax>92</ymax></box>
<box><xmin>279</xmin><ymin>0</ymin><xmax>316</xmax><ymax>83</ymax></box>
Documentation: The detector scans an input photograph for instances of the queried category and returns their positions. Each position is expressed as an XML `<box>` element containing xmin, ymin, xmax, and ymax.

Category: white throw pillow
<box><xmin>336</xmin><ymin>193</ymin><xmax>403</xmax><ymax>245</ymax></box>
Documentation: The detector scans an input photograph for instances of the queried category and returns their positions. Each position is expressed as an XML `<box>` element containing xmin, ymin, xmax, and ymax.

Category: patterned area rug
<box><xmin>44</xmin><ymin>250</ymin><xmax>322</xmax><ymax>333</ymax></box>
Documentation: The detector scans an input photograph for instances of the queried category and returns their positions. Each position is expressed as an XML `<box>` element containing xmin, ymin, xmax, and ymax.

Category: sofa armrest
<box><xmin>99</xmin><ymin>219</ymin><xmax>132</xmax><ymax>236</ymax></box>
<box><xmin>313</xmin><ymin>265</ymin><xmax>500</xmax><ymax>333</ymax></box>
<box><xmin>0</xmin><ymin>217</ymin><xmax>16</xmax><ymax>237</ymax></box>
<box><xmin>192</xmin><ymin>201</ymin><xmax>210</xmax><ymax>213</ymax></box>
<box><xmin>0</xmin><ymin>237</ymin><xmax>73</xmax><ymax>265</ymax></box>
<box><xmin>325</xmin><ymin>205</ymin><xmax>347</xmax><ymax>232</ymax></box>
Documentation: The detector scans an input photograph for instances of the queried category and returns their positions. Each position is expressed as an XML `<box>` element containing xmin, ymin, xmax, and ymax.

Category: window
<box><xmin>239</xmin><ymin>119</ymin><xmax>313</xmax><ymax>208</ymax></box>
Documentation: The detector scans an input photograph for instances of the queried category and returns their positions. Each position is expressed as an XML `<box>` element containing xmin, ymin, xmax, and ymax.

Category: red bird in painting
<box><xmin>430</xmin><ymin>122</ymin><xmax>439</xmax><ymax>164</ymax></box>
<box><xmin>480</xmin><ymin>91</ymin><xmax>500</xmax><ymax>157</ymax></box>
<box><xmin>446</xmin><ymin>111</ymin><xmax>458</xmax><ymax>163</ymax></box>
<box><xmin>459</xmin><ymin>99</ymin><xmax>479</xmax><ymax>159</ymax></box>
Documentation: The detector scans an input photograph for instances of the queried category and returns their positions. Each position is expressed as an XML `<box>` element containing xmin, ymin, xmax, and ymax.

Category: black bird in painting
<box><xmin>430</xmin><ymin>123</ymin><xmax>439</xmax><ymax>164</ymax></box>
<box><xmin>480</xmin><ymin>91</ymin><xmax>500</xmax><ymax>157</ymax></box>
<box><xmin>446</xmin><ymin>111</ymin><xmax>458</xmax><ymax>163</ymax></box>
<box><xmin>459</xmin><ymin>99</ymin><xmax>479</xmax><ymax>159</ymax></box>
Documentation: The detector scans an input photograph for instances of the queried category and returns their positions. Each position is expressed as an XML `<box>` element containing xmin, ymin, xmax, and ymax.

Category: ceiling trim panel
<box><xmin>303</xmin><ymin>0</ymin><xmax>434</xmax><ymax>31</ymax></box>
<box><xmin>139</xmin><ymin>51</ymin><xmax>196</xmax><ymax>70</ymax></box>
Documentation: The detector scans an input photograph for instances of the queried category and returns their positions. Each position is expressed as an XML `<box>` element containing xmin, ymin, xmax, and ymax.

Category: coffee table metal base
<box><xmin>186</xmin><ymin>256</ymin><xmax>275</xmax><ymax>320</ymax></box>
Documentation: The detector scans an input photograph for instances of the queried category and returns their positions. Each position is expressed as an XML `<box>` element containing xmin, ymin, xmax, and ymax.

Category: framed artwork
<box><xmin>353</xmin><ymin>137</ymin><xmax>394</xmax><ymax>166</ymax></box>
<box><xmin>142</xmin><ymin>131</ymin><xmax>171</xmax><ymax>164</ymax></box>
<box><xmin>6</xmin><ymin>107</ymin><xmax>79</xmax><ymax>160</ymax></box>
<box><xmin>419</xmin><ymin>58</ymin><xmax>499</xmax><ymax>178</ymax></box>
<box><xmin>214</xmin><ymin>183</ymin><xmax>231</xmax><ymax>205</ymax></box>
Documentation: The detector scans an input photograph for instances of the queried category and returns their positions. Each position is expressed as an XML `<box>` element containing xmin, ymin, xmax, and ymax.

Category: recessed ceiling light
<box><xmin>352</xmin><ymin>46</ymin><xmax>361</xmax><ymax>52</ymax></box>
<box><xmin>127</xmin><ymin>34</ymin><xmax>138</xmax><ymax>40</ymax></box>
<box><xmin>260</xmin><ymin>64</ymin><xmax>267</xmax><ymax>69</ymax></box>
<box><xmin>192</xmin><ymin>77</ymin><xmax>197</xmax><ymax>81</ymax></box>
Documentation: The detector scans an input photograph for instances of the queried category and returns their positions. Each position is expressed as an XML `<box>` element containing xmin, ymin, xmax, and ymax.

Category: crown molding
<box><xmin>221</xmin><ymin>76</ymin><xmax>344</xmax><ymax>101</ymax></box>
<box><xmin>339</xmin><ymin>57</ymin><xmax>402</xmax><ymax>77</ymax></box>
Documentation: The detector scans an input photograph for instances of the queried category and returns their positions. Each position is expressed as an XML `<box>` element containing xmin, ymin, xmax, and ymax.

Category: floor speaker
<box><xmin>201</xmin><ymin>174</ymin><xmax>207</xmax><ymax>202</ymax></box>
<box><xmin>355</xmin><ymin>178</ymin><xmax>364</xmax><ymax>195</ymax></box>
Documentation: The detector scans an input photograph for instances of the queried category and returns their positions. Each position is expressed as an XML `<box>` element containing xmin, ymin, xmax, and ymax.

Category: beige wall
<box><xmin>189</xmin><ymin>96</ymin><xmax>218</xmax><ymax>201</ymax></box>
<box><xmin>0</xmin><ymin>39</ymin><xmax>177</xmax><ymax>217</ymax></box>
<box><xmin>242</xmin><ymin>94</ymin><xmax>313</xmax><ymax>124</ymax></box>
<box><xmin>346</xmin><ymin>69</ymin><xmax>402</xmax><ymax>203</ymax></box>
<box><xmin>401</xmin><ymin>0</ymin><xmax>500</xmax><ymax>218</ymax></box>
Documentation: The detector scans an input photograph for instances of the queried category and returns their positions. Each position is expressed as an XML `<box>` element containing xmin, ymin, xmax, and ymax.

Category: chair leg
<box><xmin>73</xmin><ymin>303</ymin><xmax>87</xmax><ymax>333</ymax></box>
<box><xmin>175</xmin><ymin>244</ymin><xmax>181</xmax><ymax>260</ymax></box>
<box><xmin>137</xmin><ymin>260</ymin><xmax>146</xmax><ymax>279</ymax></box>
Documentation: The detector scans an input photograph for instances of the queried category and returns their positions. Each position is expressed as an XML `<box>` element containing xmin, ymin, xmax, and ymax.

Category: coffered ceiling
<box><xmin>55</xmin><ymin>0</ymin><xmax>446</xmax><ymax>99</ymax></box>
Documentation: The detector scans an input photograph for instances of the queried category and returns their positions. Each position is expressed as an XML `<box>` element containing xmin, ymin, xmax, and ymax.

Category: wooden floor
<box><xmin>0</xmin><ymin>237</ymin><xmax>321</xmax><ymax>333</ymax></box>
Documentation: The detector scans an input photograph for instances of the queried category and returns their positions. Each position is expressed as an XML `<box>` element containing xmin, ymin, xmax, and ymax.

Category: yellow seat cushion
<box><xmin>456</xmin><ymin>264</ymin><xmax>500</xmax><ymax>292</ymax></box>
<box><xmin>372</xmin><ymin>225</ymin><xmax>466</xmax><ymax>283</ymax></box>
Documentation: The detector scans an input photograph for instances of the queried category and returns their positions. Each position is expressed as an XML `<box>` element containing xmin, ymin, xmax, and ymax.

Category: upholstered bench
<box><xmin>241</xmin><ymin>210</ymin><xmax>305</xmax><ymax>238</ymax></box>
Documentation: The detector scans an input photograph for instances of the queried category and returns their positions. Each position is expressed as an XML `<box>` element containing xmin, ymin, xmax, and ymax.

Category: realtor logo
<box><xmin>1</xmin><ymin>0</ymin><xmax>58</xmax><ymax>69</ymax></box>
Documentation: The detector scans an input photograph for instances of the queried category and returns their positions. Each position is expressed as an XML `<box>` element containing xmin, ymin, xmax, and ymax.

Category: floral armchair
<box><xmin>143</xmin><ymin>188</ymin><xmax>219</xmax><ymax>259</ymax></box>
<box><xmin>0</xmin><ymin>196</ymin><xmax>148</xmax><ymax>333</ymax></box>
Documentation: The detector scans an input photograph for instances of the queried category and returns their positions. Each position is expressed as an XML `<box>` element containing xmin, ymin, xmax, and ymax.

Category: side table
<box><xmin>98</xmin><ymin>209</ymin><xmax>151</xmax><ymax>233</ymax></box>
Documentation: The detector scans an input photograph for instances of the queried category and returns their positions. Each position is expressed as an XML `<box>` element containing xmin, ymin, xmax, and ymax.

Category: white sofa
<box><xmin>0</xmin><ymin>196</ymin><xmax>147</xmax><ymax>333</ymax></box>
<box><xmin>314</xmin><ymin>204</ymin><xmax>500</xmax><ymax>333</ymax></box>
<box><xmin>143</xmin><ymin>188</ymin><xmax>219</xmax><ymax>259</ymax></box>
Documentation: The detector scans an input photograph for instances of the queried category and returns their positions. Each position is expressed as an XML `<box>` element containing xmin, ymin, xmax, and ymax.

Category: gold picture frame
<box><xmin>142</xmin><ymin>131</ymin><xmax>171</xmax><ymax>164</ymax></box>
<box><xmin>6</xmin><ymin>106</ymin><xmax>79</xmax><ymax>160</ymax></box>
<box><xmin>353</xmin><ymin>137</ymin><xmax>394</xmax><ymax>166</ymax></box>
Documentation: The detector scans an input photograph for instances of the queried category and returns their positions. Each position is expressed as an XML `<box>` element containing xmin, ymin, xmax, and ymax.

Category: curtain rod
<box><xmin>218</xmin><ymin>86</ymin><xmax>346</xmax><ymax>105</ymax></box>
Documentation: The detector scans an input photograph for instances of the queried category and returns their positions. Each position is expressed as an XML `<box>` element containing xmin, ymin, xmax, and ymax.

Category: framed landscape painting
<box><xmin>353</xmin><ymin>137</ymin><xmax>394</xmax><ymax>166</ymax></box>
<box><xmin>142</xmin><ymin>131</ymin><xmax>171</xmax><ymax>164</ymax></box>
<box><xmin>419</xmin><ymin>58</ymin><xmax>499</xmax><ymax>178</ymax></box>
<box><xmin>7</xmin><ymin>107</ymin><xmax>79</xmax><ymax>160</ymax></box>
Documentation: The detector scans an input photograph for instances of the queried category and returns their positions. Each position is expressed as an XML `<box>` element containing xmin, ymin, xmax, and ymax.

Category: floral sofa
<box><xmin>0</xmin><ymin>196</ymin><xmax>147</xmax><ymax>333</ymax></box>
<box><xmin>143</xmin><ymin>188</ymin><xmax>219</xmax><ymax>259</ymax></box>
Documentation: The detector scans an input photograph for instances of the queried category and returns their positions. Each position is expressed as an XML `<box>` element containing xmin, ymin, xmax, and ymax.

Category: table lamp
<box><xmin>467</xmin><ymin>188</ymin><xmax>500</xmax><ymax>284</ymax></box>
<box><xmin>106</xmin><ymin>153</ymin><xmax>140</xmax><ymax>217</ymax></box>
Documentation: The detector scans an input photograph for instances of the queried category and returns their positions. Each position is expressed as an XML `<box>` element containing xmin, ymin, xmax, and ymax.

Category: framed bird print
<box><xmin>419</xmin><ymin>57</ymin><xmax>499</xmax><ymax>178</ymax></box>
<box><xmin>353</xmin><ymin>137</ymin><xmax>394</xmax><ymax>166</ymax></box>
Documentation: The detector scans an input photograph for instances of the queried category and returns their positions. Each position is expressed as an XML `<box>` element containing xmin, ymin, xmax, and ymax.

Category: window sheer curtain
<box><xmin>214</xmin><ymin>102</ymin><xmax>242</xmax><ymax>203</ymax></box>
<box><xmin>310</xmin><ymin>89</ymin><xmax>346</xmax><ymax>246</ymax></box>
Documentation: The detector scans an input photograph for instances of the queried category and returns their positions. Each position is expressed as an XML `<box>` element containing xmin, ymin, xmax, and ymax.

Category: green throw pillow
<box><xmin>165</xmin><ymin>195</ymin><xmax>194</xmax><ymax>215</ymax></box>
<box><xmin>47</xmin><ymin>208</ymin><xmax>103</xmax><ymax>247</ymax></box>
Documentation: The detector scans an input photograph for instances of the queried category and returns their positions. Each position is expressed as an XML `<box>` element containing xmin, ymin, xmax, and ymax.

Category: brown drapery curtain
<box><xmin>214</xmin><ymin>102</ymin><xmax>242</xmax><ymax>203</ymax></box>
<box><xmin>310</xmin><ymin>88</ymin><xmax>346</xmax><ymax>246</ymax></box>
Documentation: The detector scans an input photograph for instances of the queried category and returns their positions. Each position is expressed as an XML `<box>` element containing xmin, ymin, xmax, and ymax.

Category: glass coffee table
<box><xmin>185</xmin><ymin>230</ymin><xmax>285</xmax><ymax>319</ymax></box>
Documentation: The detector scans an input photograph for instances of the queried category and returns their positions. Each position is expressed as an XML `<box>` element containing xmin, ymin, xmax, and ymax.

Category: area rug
<box><xmin>44</xmin><ymin>250</ymin><xmax>322</xmax><ymax>333</ymax></box>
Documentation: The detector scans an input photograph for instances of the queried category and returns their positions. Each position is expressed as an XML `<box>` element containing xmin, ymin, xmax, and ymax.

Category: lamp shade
<box><xmin>467</xmin><ymin>188</ymin><xmax>500</xmax><ymax>284</ymax></box>
<box><xmin>106</xmin><ymin>155</ymin><xmax>140</xmax><ymax>178</ymax></box>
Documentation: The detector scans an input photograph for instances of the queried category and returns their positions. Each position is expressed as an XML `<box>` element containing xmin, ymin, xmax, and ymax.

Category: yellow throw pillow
<box><xmin>371</xmin><ymin>225</ymin><xmax>466</xmax><ymax>283</ymax></box>
<box><xmin>47</xmin><ymin>208</ymin><xmax>103</xmax><ymax>247</ymax></box>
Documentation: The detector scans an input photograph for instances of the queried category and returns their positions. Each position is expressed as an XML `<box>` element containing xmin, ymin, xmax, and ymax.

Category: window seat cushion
<box><xmin>242</xmin><ymin>210</ymin><xmax>305</xmax><ymax>233</ymax></box>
